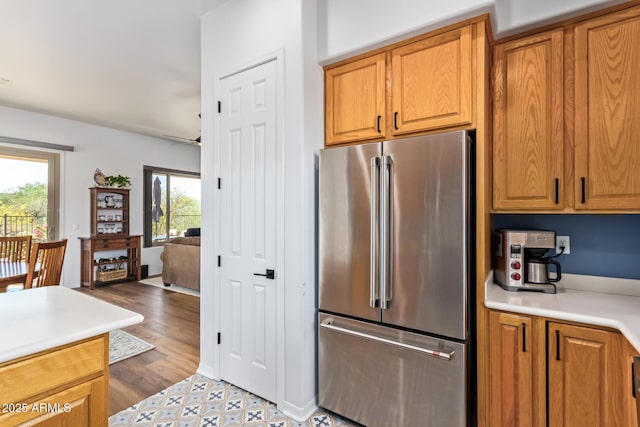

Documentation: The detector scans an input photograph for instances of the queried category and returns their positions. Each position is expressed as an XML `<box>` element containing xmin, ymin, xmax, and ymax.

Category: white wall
<box><xmin>301</xmin><ymin>0</ymin><xmax>324</xmax><ymax>411</ymax></box>
<box><xmin>317</xmin><ymin>0</ymin><xmax>627</xmax><ymax>64</ymax></box>
<box><xmin>494</xmin><ymin>0</ymin><xmax>629</xmax><ymax>36</ymax></box>
<box><xmin>199</xmin><ymin>0</ymin><xmax>322</xmax><ymax>420</ymax></box>
<box><xmin>0</xmin><ymin>105</ymin><xmax>200</xmax><ymax>285</ymax></box>
<box><xmin>318</xmin><ymin>0</ymin><xmax>494</xmax><ymax>63</ymax></box>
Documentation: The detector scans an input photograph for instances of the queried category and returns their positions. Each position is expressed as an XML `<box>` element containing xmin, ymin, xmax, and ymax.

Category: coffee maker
<box><xmin>494</xmin><ymin>229</ymin><xmax>562</xmax><ymax>294</ymax></box>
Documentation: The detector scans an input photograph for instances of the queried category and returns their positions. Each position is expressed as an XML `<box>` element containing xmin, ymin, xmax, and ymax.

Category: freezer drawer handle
<box><xmin>320</xmin><ymin>319</ymin><xmax>455</xmax><ymax>361</ymax></box>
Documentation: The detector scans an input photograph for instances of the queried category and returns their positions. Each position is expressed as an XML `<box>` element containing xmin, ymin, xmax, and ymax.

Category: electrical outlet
<box><xmin>556</xmin><ymin>235</ymin><xmax>570</xmax><ymax>255</ymax></box>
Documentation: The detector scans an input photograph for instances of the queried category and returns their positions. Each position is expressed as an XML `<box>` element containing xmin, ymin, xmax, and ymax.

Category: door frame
<box><xmin>211</xmin><ymin>49</ymin><xmax>286</xmax><ymax>407</ymax></box>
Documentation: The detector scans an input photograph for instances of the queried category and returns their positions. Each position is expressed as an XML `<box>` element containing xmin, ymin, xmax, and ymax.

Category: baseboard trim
<box><xmin>196</xmin><ymin>362</ymin><xmax>218</xmax><ymax>380</ymax></box>
<box><xmin>279</xmin><ymin>397</ymin><xmax>317</xmax><ymax>422</ymax></box>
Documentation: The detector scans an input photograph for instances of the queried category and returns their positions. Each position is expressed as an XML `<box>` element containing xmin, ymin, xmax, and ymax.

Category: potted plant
<box><xmin>105</xmin><ymin>174</ymin><xmax>131</xmax><ymax>188</ymax></box>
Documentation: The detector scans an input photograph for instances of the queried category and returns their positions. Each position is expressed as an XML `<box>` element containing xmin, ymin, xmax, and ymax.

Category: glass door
<box><xmin>0</xmin><ymin>147</ymin><xmax>59</xmax><ymax>241</ymax></box>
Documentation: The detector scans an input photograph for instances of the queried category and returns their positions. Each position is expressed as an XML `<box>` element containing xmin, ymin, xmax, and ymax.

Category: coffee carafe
<box><xmin>525</xmin><ymin>249</ymin><xmax>561</xmax><ymax>285</ymax></box>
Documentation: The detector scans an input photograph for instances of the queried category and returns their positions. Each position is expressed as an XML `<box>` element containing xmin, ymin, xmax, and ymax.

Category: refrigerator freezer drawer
<box><xmin>318</xmin><ymin>313</ymin><xmax>468</xmax><ymax>427</ymax></box>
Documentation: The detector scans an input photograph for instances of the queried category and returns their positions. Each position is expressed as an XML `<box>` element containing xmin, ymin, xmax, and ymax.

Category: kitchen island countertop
<box><xmin>0</xmin><ymin>286</ymin><xmax>143</xmax><ymax>363</ymax></box>
<box><xmin>485</xmin><ymin>272</ymin><xmax>640</xmax><ymax>353</ymax></box>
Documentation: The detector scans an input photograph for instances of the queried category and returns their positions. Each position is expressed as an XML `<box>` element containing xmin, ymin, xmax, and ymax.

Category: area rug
<box><xmin>109</xmin><ymin>374</ymin><xmax>359</xmax><ymax>427</ymax></box>
<box><xmin>138</xmin><ymin>275</ymin><xmax>200</xmax><ymax>297</ymax></box>
<box><xmin>109</xmin><ymin>329</ymin><xmax>155</xmax><ymax>365</ymax></box>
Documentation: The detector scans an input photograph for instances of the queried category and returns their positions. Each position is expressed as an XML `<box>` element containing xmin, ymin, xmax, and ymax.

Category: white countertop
<box><xmin>0</xmin><ymin>286</ymin><xmax>143</xmax><ymax>363</ymax></box>
<box><xmin>485</xmin><ymin>272</ymin><xmax>640</xmax><ymax>353</ymax></box>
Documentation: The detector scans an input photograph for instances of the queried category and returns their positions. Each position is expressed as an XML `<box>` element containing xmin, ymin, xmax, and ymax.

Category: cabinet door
<box><xmin>622</xmin><ymin>337</ymin><xmax>640</xmax><ymax>427</ymax></box>
<box><xmin>391</xmin><ymin>25</ymin><xmax>472</xmax><ymax>135</ymax></box>
<box><xmin>0</xmin><ymin>377</ymin><xmax>107</xmax><ymax>427</ymax></box>
<box><xmin>493</xmin><ymin>29</ymin><xmax>564</xmax><ymax>210</ymax></box>
<box><xmin>325</xmin><ymin>53</ymin><xmax>386</xmax><ymax>145</ymax></box>
<box><xmin>548</xmin><ymin>322</ymin><xmax>622</xmax><ymax>427</ymax></box>
<box><xmin>489</xmin><ymin>311</ymin><xmax>535</xmax><ymax>427</ymax></box>
<box><xmin>575</xmin><ymin>6</ymin><xmax>640</xmax><ymax>209</ymax></box>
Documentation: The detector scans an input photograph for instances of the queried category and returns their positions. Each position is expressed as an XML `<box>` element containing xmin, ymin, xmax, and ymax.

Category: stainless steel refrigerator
<box><xmin>318</xmin><ymin>131</ymin><xmax>474</xmax><ymax>427</ymax></box>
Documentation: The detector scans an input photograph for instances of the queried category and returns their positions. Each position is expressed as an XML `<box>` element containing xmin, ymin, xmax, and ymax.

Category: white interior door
<box><xmin>219</xmin><ymin>59</ymin><xmax>277</xmax><ymax>402</ymax></box>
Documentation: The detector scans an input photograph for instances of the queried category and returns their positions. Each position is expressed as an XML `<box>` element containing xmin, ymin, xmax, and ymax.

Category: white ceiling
<box><xmin>0</xmin><ymin>0</ymin><xmax>225</xmax><ymax>144</ymax></box>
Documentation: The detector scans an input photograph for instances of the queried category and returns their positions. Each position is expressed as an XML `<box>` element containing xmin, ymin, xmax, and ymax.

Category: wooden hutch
<box><xmin>79</xmin><ymin>187</ymin><xmax>141</xmax><ymax>289</ymax></box>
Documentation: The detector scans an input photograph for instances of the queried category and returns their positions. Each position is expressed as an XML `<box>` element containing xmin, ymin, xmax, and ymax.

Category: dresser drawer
<box><xmin>0</xmin><ymin>335</ymin><xmax>107</xmax><ymax>404</ymax></box>
<box><xmin>92</xmin><ymin>237</ymin><xmax>136</xmax><ymax>250</ymax></box>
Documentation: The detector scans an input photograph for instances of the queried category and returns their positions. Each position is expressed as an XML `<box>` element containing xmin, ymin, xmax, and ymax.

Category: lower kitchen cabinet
<box><xmin>489</xmin><ymin>310</ymin><xmax>638</xmax><ymax>427</ymax></box>
<box><xmin>0</xmin><ymin>334</ymin><xmax>108</xmax><ymax>427</ymax></box>
<box><xmin>0</xmin><ymin>378</ymin><xmax>107</xmax><ymax>426</ymax></box>
<box><xmin>548</xmin><ymin>322</ymin><xmax>620</xmax><ymax>427</ymax></box>
<box><xmin>622</xmin><ymin>339</ymin><xmax>640</xmax><ymax>427</ymax></box>
<box><xmin>489</xmin><ymin>311</ymin><xmax>537</xmax><ymax>427</ymax></box>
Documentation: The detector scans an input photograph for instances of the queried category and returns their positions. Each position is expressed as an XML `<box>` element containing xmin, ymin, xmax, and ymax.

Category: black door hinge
<box><xmin>218</xmin><ymin>101</ymin><xmax>221</xmax><ymax>113</ymax></box>
<box><xmin>218</xmin><ymin>177</ymin><xmax>221</xmax><ymax>189</ymax></box>
<box><xmin>217</xmin><ymin>332</ymin><xmax>221</xmax><ymax>344</ymax></box>
<box><xmin>217</xmin><ymin>255</ymin><xmax>221</xmax><ymax>267</ymax></box>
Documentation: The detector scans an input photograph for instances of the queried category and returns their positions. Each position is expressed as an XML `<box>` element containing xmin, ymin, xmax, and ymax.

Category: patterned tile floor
<box><xmin>109</xmin><ymin>374</ymin><xmax>361</xmax><ymax>427</ymax></box>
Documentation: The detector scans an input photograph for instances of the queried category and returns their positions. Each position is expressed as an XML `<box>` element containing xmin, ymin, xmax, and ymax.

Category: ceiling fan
<box><xmin>163</xmin><ymin>114</ymin><xmax>201</xmax><ymax>145</ymax></box>
<box><xmin>163</xmin><ymin>134</ymin><xmax>201</xmax><ymax>145</ymax></box>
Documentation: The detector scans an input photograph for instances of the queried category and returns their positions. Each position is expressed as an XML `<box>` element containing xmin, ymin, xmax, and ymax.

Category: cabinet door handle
<box><xmin>581</xmin><ymin>177</ymin><xmax>586</xmax><ymax>204</ymax></box>
<box><xmin>394</xmin><ymin>112</ymin><xmax>399</xmax><ymax>130</ymax></box>
<box><xmin>377</xmin><ymin>115</ymin><xmax>382</xmax><ymax>133</ymax></box>
<box><xmin>522</xmin><ymin>323</ymin><xmax>527</xmax><ymax>352</ymax></box>
<box><xmin>554</xmin><ymin>178</ymin><xmax>559</xmax><ymax>204</ymax></box>
<box><xmin>632</xmin><ymin>362</ymin><xmax>636</xmax><ymax>398</ymax></box>
<box><xmin>555</xmin><ymin>330</ymin><xmax>561</xmax><ymax>360</ymax></box>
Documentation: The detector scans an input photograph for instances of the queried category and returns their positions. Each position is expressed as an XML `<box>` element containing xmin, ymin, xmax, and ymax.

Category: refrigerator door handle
<box><xmin>370</xmin><ymin>156</ymin><xmax>380</xmax><ymax>308</ymax></box>
<box><xmin>320</xmin><ymin>318</ymin><xmax>455</xmax><ymax>361</ymax></box>
<box><xmin>386</xmin><ymin>155</ymin><xmax>394</xmax><ymax>305</ymax></box>
<box><xmin>379</xmin><ymin>154</ymin><xmax>388</xmax><ymax>310</ymax></box>
<box><xmin>380</xmin><ymin>154</ymin><xmax>393</xmax><ymax>309</ymax></box>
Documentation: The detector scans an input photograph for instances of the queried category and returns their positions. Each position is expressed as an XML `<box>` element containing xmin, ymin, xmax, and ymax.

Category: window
<box><xmin>0</xmin><ymin>147</ymin><xmax>60</xmax><ymax>241</ymax></box>
<box><xmin>143</xmin><ymin>166</ymin><xmax>201</xmax><ymax>247</ymax></box>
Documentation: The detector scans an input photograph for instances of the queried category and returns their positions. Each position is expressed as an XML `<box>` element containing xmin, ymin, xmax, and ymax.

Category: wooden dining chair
<box><xmin>0</xmin><ymin>235</ymin><xmax>32</xmax><ymax>262</ymax></box>
<box><xmin>24</xmin><ymin>239</ymin><xmax>68</xmax><ymax>289</ymax></box>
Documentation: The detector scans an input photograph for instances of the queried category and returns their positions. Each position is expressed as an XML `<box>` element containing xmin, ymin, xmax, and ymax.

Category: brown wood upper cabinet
<box><xmin>574</xmin><ymin>6</ymin><xmax>640</xmax><ymax>209</ymax></box>
<box><xmin>391</xmin><ymin>25</ymin><xmax>473</xmax><ymax>135</ymax></box>
<box><xmin>492</xmin><ymin>29</ymin><xmax>564</xmax><ymax>210</ymax></box>
<box><xmin>325</xmin><ymin>53</ymin><xmax>386</xmax><ymax>146</ymax></box>
<box><xmin>324</xmin><ymin>23</ymin><xmax>477</xmax><ymax>146</ymax></box>
<box><xmin>493</xmin><ymin>5</ymin><xmax>640</xmax><ymax>211</ymax></box>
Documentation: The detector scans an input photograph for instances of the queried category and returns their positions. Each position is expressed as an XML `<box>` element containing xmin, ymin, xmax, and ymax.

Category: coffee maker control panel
<box><xmin>507</xmin><ymin>244</ymin><xmax>523</xmax><ymax>284</ymax></box>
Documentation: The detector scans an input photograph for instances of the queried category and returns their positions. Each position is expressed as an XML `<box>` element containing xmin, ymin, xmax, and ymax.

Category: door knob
<box><xmin>253</xmin><ymin>269</ymin><xmax>275</xmax><ymax>280</ymax></box>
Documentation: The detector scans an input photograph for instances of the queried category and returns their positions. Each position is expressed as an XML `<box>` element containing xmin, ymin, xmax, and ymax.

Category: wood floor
<box><xmin>76</xmin><ymin>280</ymin><xmax>200</xmax><ymax>415</ymax></box>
